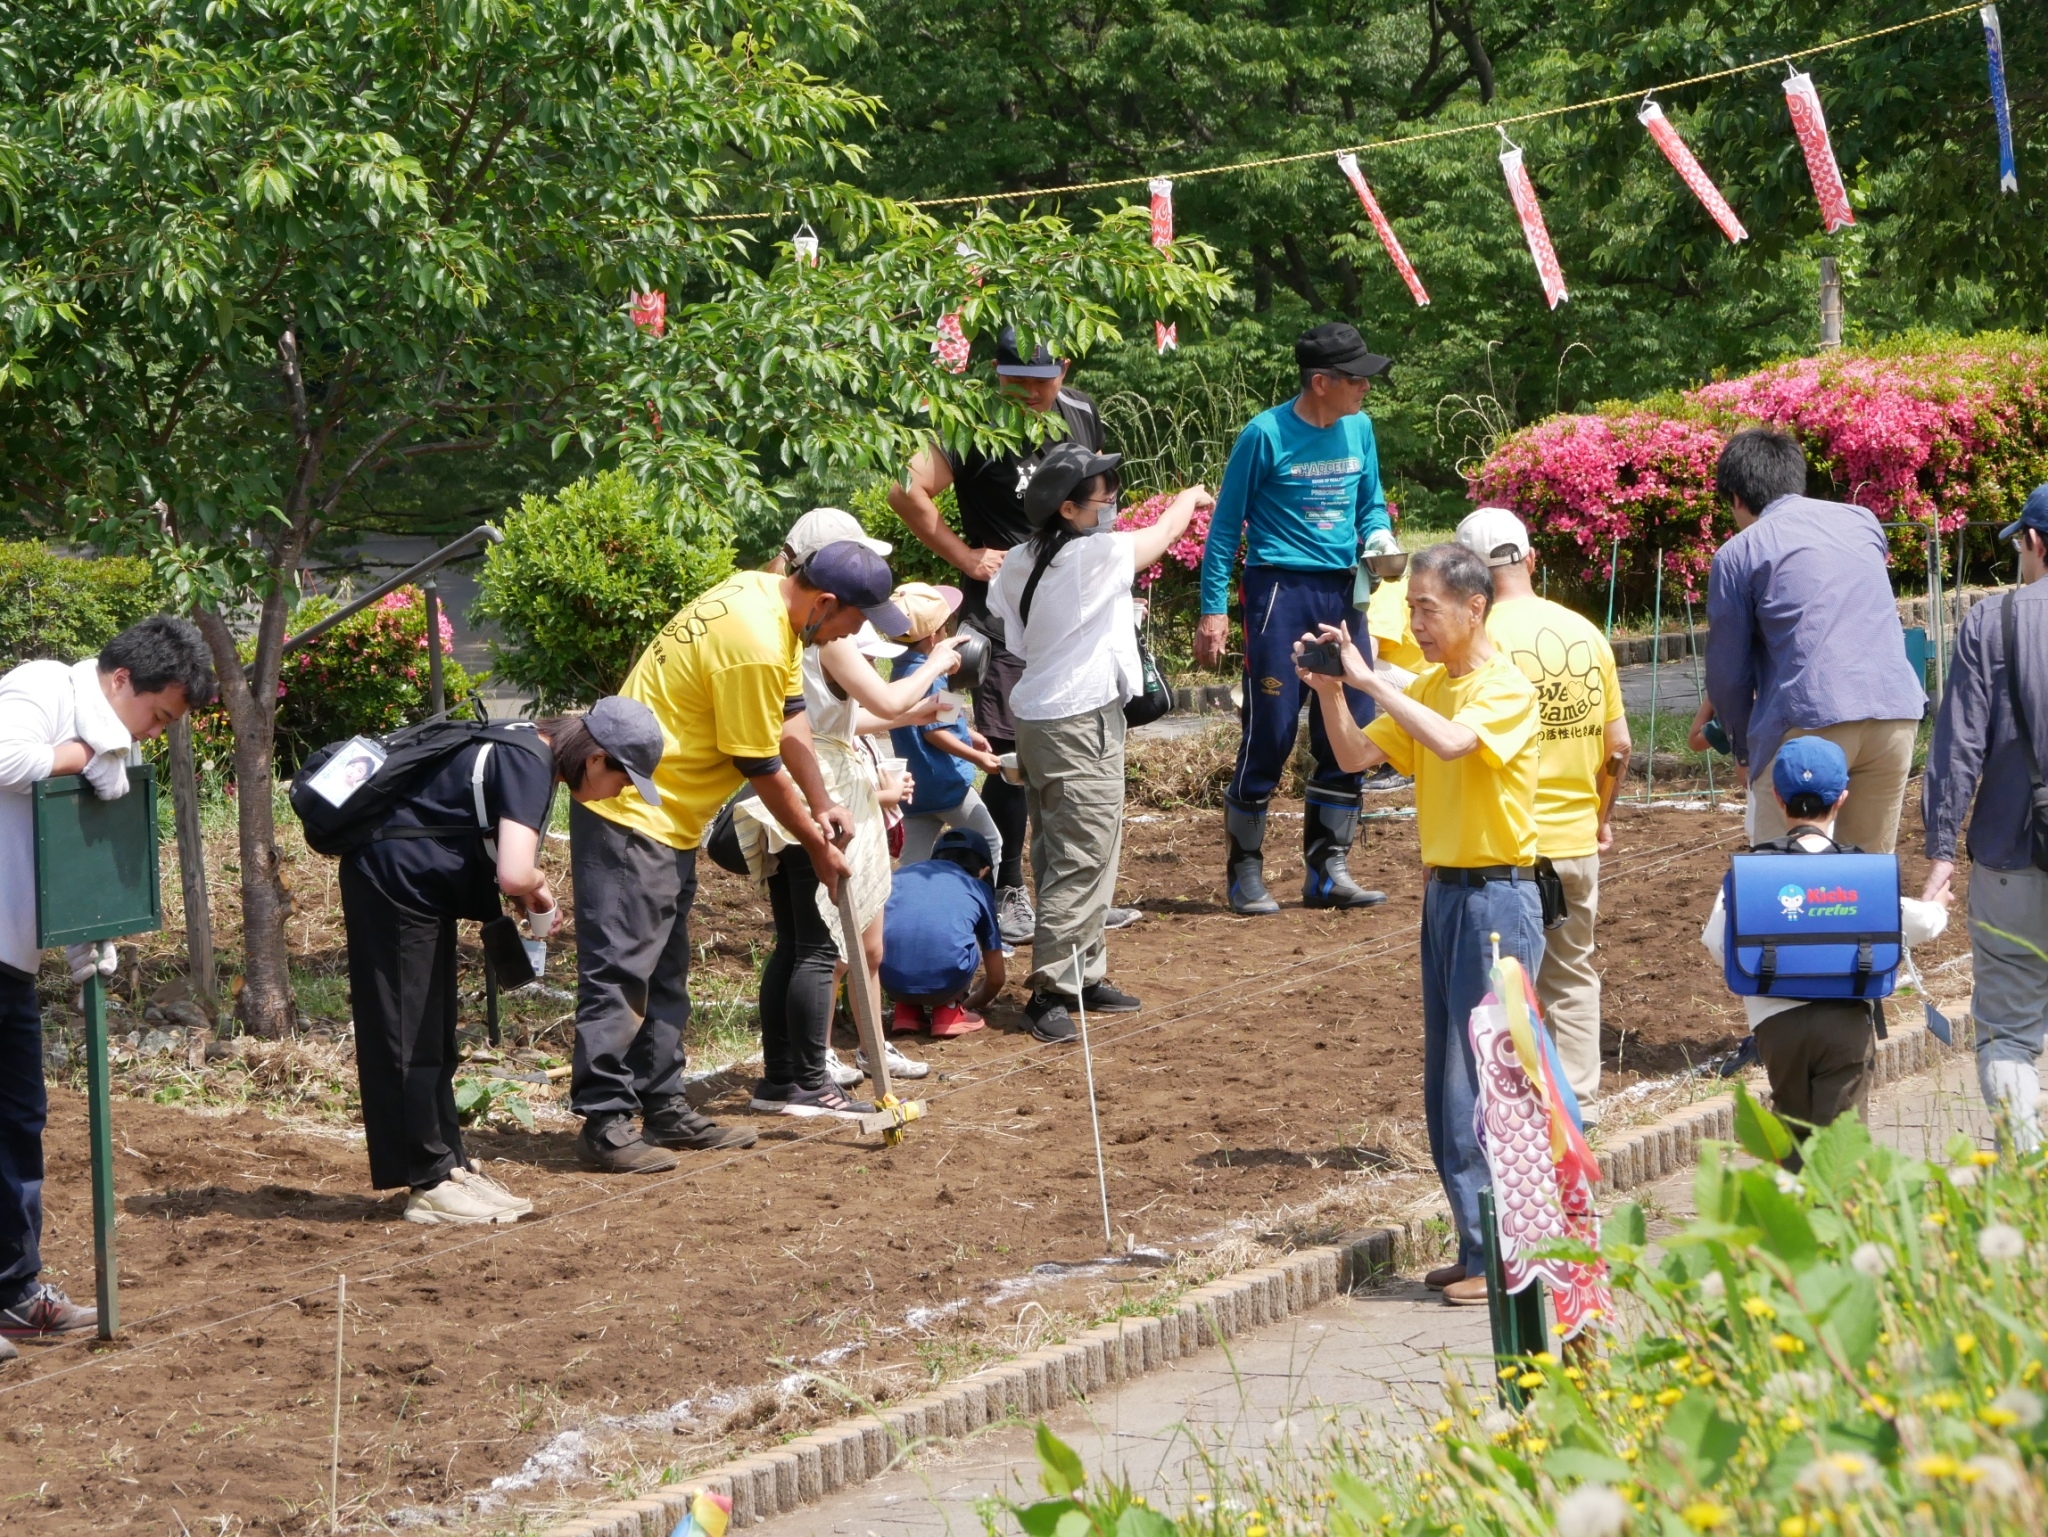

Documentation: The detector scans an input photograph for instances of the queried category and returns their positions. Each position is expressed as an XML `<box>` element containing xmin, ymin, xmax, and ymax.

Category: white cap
<box><xmin>853</xmin><ymin>622</ymin><xmax>906</xmax><ymax>659</ymax></box>
<box><xmin>1455</xmin><ymin>506</ymin><xmax>1532</xmax><ymax>568</ymax></box>
<box><xmin>782</xmin><ymin>506</ymin><xmax>891</xmax><ymax>564</ymax></box>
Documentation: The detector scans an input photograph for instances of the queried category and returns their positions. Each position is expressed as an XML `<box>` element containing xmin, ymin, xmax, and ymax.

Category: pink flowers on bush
<box><xmin>1115</xmin><ymin>492</ymin><xmax>1211</xmax><ymax>587</ymax></box>
<box><xmin>1470</xmin><ymin>334</ymin><xmax>2048</xmax><ymax>608</ymax></box>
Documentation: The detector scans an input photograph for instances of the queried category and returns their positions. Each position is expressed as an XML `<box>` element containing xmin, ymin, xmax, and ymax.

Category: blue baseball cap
<box><xmin>801</xmin><ymin>541</ymin><xmax>908</xmax><ymax>638</ymax></box>
<box><xmin>933</xmin><ymin>827</ymin><xmax>994</xmax><ymax>870</ymax></box>
<box><xmin>1999</xmin><ymin>484</ymin><xmax>2048</xmax><ymax>544</ymax></box>
<box><xmin>1772</xmin><ymin>736</ymin><xmax>1849</xmax><ymax>806</ymax></box>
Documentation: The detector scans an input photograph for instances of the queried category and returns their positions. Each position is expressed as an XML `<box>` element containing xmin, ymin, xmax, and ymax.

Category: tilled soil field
<box><xmin>0</xmin><ymin>793</ymin><xmax>1968</xmax><ymax>1534</ymax></box>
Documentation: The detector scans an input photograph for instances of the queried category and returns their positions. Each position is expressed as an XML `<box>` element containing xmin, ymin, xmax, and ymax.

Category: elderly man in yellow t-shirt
<box><xmin>1459</xmin><ymin>508</ymin><xmax>1630</xmax><ymax>1124</ymax></box>
<box><xmin>569</xmin><ymin>544</ymin><xmax>901</xmax><ymax>1175</ymax></box>
<box><xmin>1295</xmin><ymin>542</ymin><xmax>1542</xmax><ymax>1309</ymax></box>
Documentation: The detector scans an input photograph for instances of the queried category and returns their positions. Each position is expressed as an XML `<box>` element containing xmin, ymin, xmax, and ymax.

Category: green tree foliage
<box><xmin>0</xmin><ymin>544</ymin><xmax>164</xmax><ymax>667</ymax></box>
<box><xmin>0</xmin><ymin>0</ymin><xmax>1224</xmax><ymax>1033</ymax></box>
<box><xmin>473</xmin><ymin>471</ymin><xmax>736</xmax><ymax>711</ymax></box>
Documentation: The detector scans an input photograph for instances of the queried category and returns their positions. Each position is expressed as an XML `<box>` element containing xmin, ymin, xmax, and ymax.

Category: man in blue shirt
<box><xmin>1703</xmin><ymin>429</ymin><xmax>1925</xmax><ymax>854</ymax></box>
<box><xmin>1194</xmin><ymin>323</ymin><xmax>1400</xmax><ymax>914</ymax></box>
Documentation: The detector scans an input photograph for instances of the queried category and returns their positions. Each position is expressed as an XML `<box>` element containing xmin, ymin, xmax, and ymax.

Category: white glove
<box><xmin>70</xmin><ymin>659</ymin><xmax>133</xmax><ymax>756</ymax></box>
<box><xmin>66</xmin><ymin>941</ymin><xmax>117</xmax><ymax>985</ymax></box>
<box><xmin>1363</xmin><ymin>528</ymin><xmax>1402</xmax><ymax>557</ymax></box>
<box><xmin>82</xmin><ymin>749</ymin><xmax>131</xmax><ymax>801</ymax></box>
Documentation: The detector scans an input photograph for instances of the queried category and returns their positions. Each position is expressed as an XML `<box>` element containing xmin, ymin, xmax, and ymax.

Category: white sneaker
<box><xmin>997</xmin><ymin>886</ymin><xmax>1036</xmax><ymax>947</ymax></box>
<box><xmin>404</xmin><ymin>1169</ymin><xmax>525</xmax><ymax>1226</ymax></box>
<box><xmin>856</xmin><ymin>1040</ymin><xmax>930</xmax><ymax>1080</ymax></box>
<box><xmin>826</xmin><ymin>1052</ymin><xmax>864</xmax><ymax>1088</ymax></box>
<box><xmin>459</xmin><ymin>1163</ymin><xmax>535</xmax><ymax>1219</ymax></box>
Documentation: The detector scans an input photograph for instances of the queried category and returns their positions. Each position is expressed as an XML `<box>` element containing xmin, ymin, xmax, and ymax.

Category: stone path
<box><xmin>755</xmin><ymin>1047</ymin><xmax>1996</xmax><ymax>1536</ymax></box>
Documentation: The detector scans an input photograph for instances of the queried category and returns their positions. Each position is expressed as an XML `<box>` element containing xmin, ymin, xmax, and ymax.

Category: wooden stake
<box><xmin>330</xmin><ymin>1274</ymin><xmax>346</xmax><ymax>1531</ymax></box>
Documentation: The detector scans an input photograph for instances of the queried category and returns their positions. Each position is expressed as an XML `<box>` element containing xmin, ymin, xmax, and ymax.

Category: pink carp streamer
<box><xmin>1335</xmin><ymin>152</ymin><xmax>1429</xmax><ymax>306</ymax></box>
<box><xmin>1638</xmin><ymin>101</ymin><xmax>1748</xmax><ymax>243</ymax></box>
<box><xmin>1783</xmin><ymin>71</ymin><xmax>1855</xmax><ymax>232</ymax></box>
<box><xmin>1499</xmin><ymin>144</ymin><xmax>1568</xmax><ymax>309</ymax></box>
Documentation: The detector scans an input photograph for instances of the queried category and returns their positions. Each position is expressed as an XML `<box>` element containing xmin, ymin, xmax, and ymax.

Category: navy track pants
<box><xmin>1225</xmin><ymin>565</ymin><xmax>1377</xmax><ymax>812</ymax></box>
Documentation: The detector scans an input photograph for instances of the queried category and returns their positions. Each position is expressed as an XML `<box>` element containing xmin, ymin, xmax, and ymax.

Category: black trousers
<box><xmin>0</xmin><ymin>969</ymin><xmax>45</xmax><ymax>1306</ymax></box>
<box><xmin>568</xmin><ymin>801</ymin><xmax>696</xmax><ymax>1118</ymax></box>
<box><xmin>761</xmin><ymin>847</ymin><xmax>838</xmax><ymax>1091</ymax></box>
<box><xmin>339</xmin><ymin>860</ymin><xmax>466</xmax><ymax>1191</ymax></box>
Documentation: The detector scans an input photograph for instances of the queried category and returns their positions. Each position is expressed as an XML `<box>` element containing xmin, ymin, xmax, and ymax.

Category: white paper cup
<box><xmin>936</xmin><ymin>690</ymin><xmax>968</xmax><ymax>724</ymax></box>
<box><xmin>522</xmin><ymin>939</ymin><xmax>547</xmax><ymax>978</ymax></box>
<box><xmin>526</xmin><ymin>902</ymin><xmax>560</xmax><ymax>940</ymax></box>
<box><xmin>998</xmin><ymin>752</ymin><xmax>1023</xmax><ymax>785</ymax></box>
<box><xmin>877</xmin><ymin>757</ymin><xmax>908</xmax><ymax>775</ymax></box>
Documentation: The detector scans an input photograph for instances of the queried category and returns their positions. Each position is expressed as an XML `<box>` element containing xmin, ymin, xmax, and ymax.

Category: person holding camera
<box><xmin>0</xmin><ymin>618</ymin><xmax>216</xmax><ymax>1358</ymax></box>
<box><xmin>987</xmin><ymin>441</ymin><xmax>1210</xmax><ymax>1042</ymax></box>
<box><xmin>1292</xmin><ymin>543</ymin><xmax>1542</xmax><ymax>1308</ymax></box>
<box><xmin>1195</xmin><ymin>323</ymin><xmax>1401</xmax><ymax>916</ymax></box>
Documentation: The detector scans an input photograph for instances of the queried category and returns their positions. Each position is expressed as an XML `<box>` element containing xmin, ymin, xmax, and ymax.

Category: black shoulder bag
<box><xmin>2001</xmin><ymin>589</ymin><xmax>2048</xmax><ymax>872</ymax></box>
<box><xmin>1018</xmin><ymin>537</ymin><xmax>1176</xmax><ymax>728</ymax></box>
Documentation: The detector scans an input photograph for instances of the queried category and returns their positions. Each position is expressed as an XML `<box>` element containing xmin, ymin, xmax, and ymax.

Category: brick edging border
<box><xmin>536</xmin><ymin>1023</ymin><xmax>1967</xmax><ymax>1536</ymax></box>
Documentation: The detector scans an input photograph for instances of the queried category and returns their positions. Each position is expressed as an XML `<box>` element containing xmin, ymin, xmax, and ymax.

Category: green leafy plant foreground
<box><xmin>990</xmin><ymin>1089</ymin><xmax>2048</xmax><ymax>1536</ymax></box>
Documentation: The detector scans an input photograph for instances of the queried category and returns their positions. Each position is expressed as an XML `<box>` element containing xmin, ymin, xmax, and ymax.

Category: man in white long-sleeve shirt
<box><xmin>1703</xmin><ymin>736</ymin><xmax>1948</xmax><ymax>1159</ymax></box>
<box><xmin>0</xmin><ymin>617</ymin><xmax>215</xmax><ymax>1363</ymax></box>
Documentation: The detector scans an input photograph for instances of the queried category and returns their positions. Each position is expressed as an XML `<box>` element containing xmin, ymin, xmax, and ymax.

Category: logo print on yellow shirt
<box><xmin>1511</xmin><ymin>628</ymin><xmax>1603</xmax><ymax>742</ymax></box>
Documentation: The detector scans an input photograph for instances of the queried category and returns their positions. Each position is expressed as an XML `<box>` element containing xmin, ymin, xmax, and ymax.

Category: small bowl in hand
<box><xmin>1363</xmin><ymin>552</ymin><xmax>1409</xmax><ymax>579</ymax></box>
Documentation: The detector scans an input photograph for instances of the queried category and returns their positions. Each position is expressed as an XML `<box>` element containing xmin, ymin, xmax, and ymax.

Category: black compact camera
<box><xmin>1296</xmin><ymin>639</ymin><xmax>1346</xmax><ymax>677</ymax></box>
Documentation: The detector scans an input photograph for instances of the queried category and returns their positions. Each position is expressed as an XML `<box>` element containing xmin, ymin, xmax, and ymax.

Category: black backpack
<box><xmin>290</xmin><ymin>717</ymin><xmax>553</xmax><ymax>858</ymax></box>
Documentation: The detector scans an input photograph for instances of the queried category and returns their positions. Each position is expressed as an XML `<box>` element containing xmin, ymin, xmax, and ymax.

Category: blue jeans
<box><xmin>0</xmin><ymin>969</ymin><xmax>45</xmax><ymax>1306</ymax></box>
<box><xmin>1421</xmin><ymin>875</ymin><xmax>1546</xmax><ymax>1273</ymax></box>
<box><xmin>1226</xmin><ymin>566</ymin><xmax>1375</xmax><ymax>812</ymax></box>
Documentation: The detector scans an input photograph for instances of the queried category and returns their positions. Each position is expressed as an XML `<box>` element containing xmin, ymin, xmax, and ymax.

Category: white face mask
<box><xmin>1067</xmin><ymin>500</ymin><xmax>1115</xmax><ymax>535</ymax></box>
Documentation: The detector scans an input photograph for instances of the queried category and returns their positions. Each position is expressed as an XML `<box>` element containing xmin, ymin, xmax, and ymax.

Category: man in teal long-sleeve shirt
<box><xmin>1193</xmin><ymin>323</ymin><xmax>1401</xmax><ymax>914</ymax></box>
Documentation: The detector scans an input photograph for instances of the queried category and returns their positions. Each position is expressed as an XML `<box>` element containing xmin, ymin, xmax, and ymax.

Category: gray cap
<box><xmin>585</xmin><ymin>695</ymin><xmax>665</xmax><ymax>807</ymax></box>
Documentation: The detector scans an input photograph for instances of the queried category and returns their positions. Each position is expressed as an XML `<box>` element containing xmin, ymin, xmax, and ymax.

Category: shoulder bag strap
<box><xmin>2007</xmin><ymin>589</ymin><xmax>2043</xmax><ymax>788</ymax></box>
<box><xmin>1017</xmin><ymin>538</ymin><xmax>1062</xmax><ymax>629</ymax></box>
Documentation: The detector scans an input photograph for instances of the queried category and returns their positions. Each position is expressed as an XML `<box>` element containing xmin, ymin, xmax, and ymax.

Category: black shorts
<box><xmin>973</xmin><ymin>644</ymin><xmax>1026</xmax><ymax>745</ymax></box>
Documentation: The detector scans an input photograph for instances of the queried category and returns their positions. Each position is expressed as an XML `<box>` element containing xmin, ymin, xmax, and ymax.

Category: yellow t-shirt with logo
<box><xmin>1485</xmin><ymin>596</ymin><xmax>1624</xmax><ymax>859</ymax></box>
<box><xmin>1366</xmin><ymin>576</ymin><xmax>1425</xmax><ymax>672</ymax></box>
<box><xmin>1363</xmin><ymin>652</ymin><xmax>1540</xmax><ymax>869</ymax></box>
<box><xmin>588</xmin><ymin>570</ymin><xmax>802</xmax><ymax>850</ymax></box>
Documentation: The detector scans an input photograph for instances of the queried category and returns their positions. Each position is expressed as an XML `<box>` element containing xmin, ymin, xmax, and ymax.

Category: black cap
<box><xmin>801</xmin><ymin>541</ymin><xmax>909</xmax><ymax>637</ymax></box>
<box><xmin>1295</xmin><ymin>321</ymin><xmax>1392</xmax><ymax>379</ymax></box>
<box><xmin>2000</xmin><ymin>484</ymin><xmax>2048</xmax><ymax>544</ymax></box>
<box><xmin>585</xmin><ymin>696</ymin><xmax>665</xmax><ymax>807</ymax></box>
<box><xmin>994</xmin><ymin>325</ymin><xmax>1064</xmax><ymax>379</ymax></box>
<box><xmin>1022</xmin><ymin>440</ymin><xmax>1124</xmax><ymax>529</ymax></box>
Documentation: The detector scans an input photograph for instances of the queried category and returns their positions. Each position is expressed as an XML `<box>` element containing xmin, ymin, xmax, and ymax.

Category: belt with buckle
<box><xmin>1428</xmin><ymin>865</ymin><xmax>1533</xmax><ymax>886</ymax></box>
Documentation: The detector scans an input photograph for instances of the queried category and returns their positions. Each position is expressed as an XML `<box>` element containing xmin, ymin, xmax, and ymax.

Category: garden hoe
<box><xmin>833</xmin><ymin>863</ymin><xmax>926</xmax><ymax>1142</ymax></box>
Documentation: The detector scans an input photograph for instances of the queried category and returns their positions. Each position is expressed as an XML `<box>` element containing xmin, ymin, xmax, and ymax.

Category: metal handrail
<box><xmin>280</xmin><ymin>525</ymin><xmax>503</xmax><ymax>655</ymax></box>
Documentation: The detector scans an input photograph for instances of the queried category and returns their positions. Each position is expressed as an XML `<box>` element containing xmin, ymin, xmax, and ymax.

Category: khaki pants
<box><xmin>1536</xmin><ymin>853</ymin><xmax>1601</xmax><ymax>1108</ymax></box>
<box><xmin>1755</xmin><ymin>1001</ymin><xmax>1876</xmax><ymax>1164</ymax></box>
<box><xmin>1017</xmin><ymin>702</ymin><xmax>1127</xmax><ymax>997</ymax></box>
<box><xmin>1747</xmin><ymin>718</ymin><xmax>1918</xmax><ymax>853</ymax></box>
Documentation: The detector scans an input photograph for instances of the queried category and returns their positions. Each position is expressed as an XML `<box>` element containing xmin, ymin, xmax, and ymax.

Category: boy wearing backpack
<box><xmin>1702</xmin><ymin>737</ymin><xmax>1948</xmax><ymax>1147</ymax></box>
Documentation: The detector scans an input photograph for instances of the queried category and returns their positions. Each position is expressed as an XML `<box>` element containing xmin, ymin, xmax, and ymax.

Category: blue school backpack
<box><xmin>1722</xmin><ymin>836</ymin><xmax>1902</xmax><ymax>1000</ymax></box>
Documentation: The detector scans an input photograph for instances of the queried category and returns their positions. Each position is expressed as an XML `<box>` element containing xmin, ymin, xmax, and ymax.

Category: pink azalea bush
<box><xmin>1470</xmin><ymin>333</ymin><xmax>2048</xmax><ymax>609</ymax></box>
<box><xmin>1116</xmin><ymin>491</ymin><xmax>1210</xmax><ymax>587</ymax></box>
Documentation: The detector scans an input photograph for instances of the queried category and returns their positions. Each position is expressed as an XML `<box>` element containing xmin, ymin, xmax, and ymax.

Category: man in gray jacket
<box><xmin>1923</xmin><ymin>486</ymin><xmax>2048</xmax><ymax>1151</ymax></box>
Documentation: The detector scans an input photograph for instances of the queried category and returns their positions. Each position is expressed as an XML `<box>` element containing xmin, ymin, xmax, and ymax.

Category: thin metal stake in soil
<box><xmin>330</xmin><ymin>1274</ymin><xmax>346</xmax><ymax>1532</ymax></box>
<box><xmin>1072</xmin><ymin>948</ymin><xmax>1114</xmax><ymax>1251</ymax></box>
<box><xmin>1646</xmin><ymin>555</ymin><xmax>1663</xmax><ymax>804</ymax></box>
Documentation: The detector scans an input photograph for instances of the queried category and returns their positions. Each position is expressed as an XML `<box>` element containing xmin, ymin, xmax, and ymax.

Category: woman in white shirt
<box><xmin>988</xmin><ymin>443</ymin><xmax>1209</xmax><ymax>1042</ymax></box>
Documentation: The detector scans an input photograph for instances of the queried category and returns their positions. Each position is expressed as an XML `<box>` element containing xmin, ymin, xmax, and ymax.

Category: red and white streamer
<box><xmin>1148</xmin><ymin>178</ymin><xmax>1174</xmax><ymax>249</ymax></box>
<box><xmin>1335</xmin><ymin>153</ymin><xmax>1429</xmax><ymax>307</ymax></box>
<box><xmin>1499</xmin><ymin>145</ymin><xmax>1567</xmax><ymax>310</ymax></box>
<box><xmin>629</xmin><ymin>291</ymin><xmax>666</xmax><ymax>337</ymax></box>
<box><xmin>1637</xmin><ymin>102</ymin><xmax>1748</xmax><ymax>244</ymax></box>
<box><xmin>1782</xmin><ymin>71</ymin><xmax>1855</xmax><ymax>233</ymax></box>
<box><xmin>933</xmin><ymin>312</ymin><xmax>969</xmax><ymax>374</ymax></box>
<box><xmin>1155</xmin><ymin>321</ymin><xmax>1178</xmax><ymax>354</ymax></box>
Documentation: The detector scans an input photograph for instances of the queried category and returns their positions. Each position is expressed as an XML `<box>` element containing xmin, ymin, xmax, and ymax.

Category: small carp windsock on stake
<box><xmin>1499</xmin><ymin>133</ymin><xmax>1568</xmax><ymax>309</ymax></box>
<box><xmin>932</xmin><ymin>311</ymin><xmax>970</xmax><ymax>375</ymax></box>
<box><xmin>1982</xmin><ymin>5</ymin><xmax>2019</xmax><ymax>194</ymax></box>
<box><xmin>1637</xmin><ymin>100</ymin><xmax>1748</xmax><ymax>243</ymax></box>
<box><xmin>1782</xmin><ymin>70</ymin><xmax>1855</xmax><ymax>232</ymax></box>
<box><xmin>1335</xmin><ymin>152</ymin><xmax>1430</xmax><ymax>306</ymax></box>
<box><xmin>791</xmin><ymin>221</ymin><xmax>820</xmax><ymax>267</ymax></box>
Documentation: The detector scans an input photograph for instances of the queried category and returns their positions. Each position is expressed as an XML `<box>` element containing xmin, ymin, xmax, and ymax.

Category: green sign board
<box><xmin>33</xmin><ymin>766</ymin><xmax>162</xmax><ymax>947</ymax></box>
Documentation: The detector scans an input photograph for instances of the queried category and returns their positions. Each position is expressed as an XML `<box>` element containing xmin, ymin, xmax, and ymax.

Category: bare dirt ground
<box><xmin>0</xmin><ymin>791</ymin><xmax>1968</xmax><ymax>1535</ymax></box>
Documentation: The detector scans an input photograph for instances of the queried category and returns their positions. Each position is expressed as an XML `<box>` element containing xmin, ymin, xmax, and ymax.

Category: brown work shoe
<box><xmin>1423</xmin><ymin>1262</ymin><xmax>1467</xmax><ymax>1291</ymax></box>
<box><xmin>1442</xmin><ymin>1275</ymin><xmax>1490</xmax><ymax>1307</ymax></box>
<box><xmin>577</xmin><ymin>1112</ymin><xmax>679</xmax><ymax>1174</ymax></box>
<box><xmin>643</xmin><ymin>1097</ymin><xmax>758</xmax><ymax>1152</ymax></box>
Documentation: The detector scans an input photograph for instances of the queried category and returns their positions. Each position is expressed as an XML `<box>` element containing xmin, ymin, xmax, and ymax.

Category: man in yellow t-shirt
<box><xmin>1460</xmin><ymin>508</ymin><xmax>1631</xmax><ymax>1121</ymax></box>
<box><xmin>570</xmin><ymin>543</ymin><xmax>905</xmax><ymax>1174</ymax></box>
<box><xmin>1295</xmin><ymin>542</ymin><xmax>1542</xmax><ymax>1310</ymax></box>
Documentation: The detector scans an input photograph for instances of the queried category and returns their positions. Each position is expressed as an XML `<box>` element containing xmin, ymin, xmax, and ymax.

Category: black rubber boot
<box><xmin>1302</xmin><ymin>800</ymin><xmax>1387</xmax><ymax>909</ymax></box>
<box><xmin>1224</xmin><ymin>802</ymin><xmax>1280</xmax><ymax>915</ymax></box>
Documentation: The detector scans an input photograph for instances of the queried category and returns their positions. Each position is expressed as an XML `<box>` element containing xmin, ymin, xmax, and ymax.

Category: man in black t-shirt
<box><xmin>888</xmin><ymin>326</ymin><xmax>1107</xmax><ymax>945</ymax></box>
